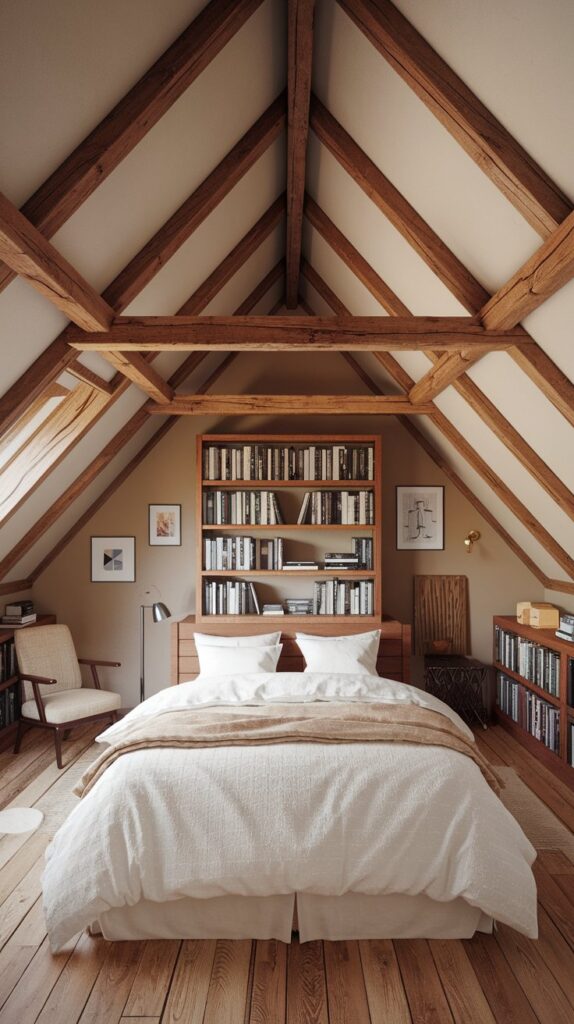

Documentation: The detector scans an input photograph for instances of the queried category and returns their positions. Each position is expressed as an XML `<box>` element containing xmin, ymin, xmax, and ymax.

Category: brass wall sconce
<box><xmin>464</xmin><ymin>530</ymin><xmax>481</xmax><ymax>553</ymax></box>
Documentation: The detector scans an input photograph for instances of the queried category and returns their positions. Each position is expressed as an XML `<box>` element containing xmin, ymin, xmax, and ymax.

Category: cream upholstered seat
<box><xmin>14</xmin><ymin>624</ymin><xmax>121</xmax><ymax>768</ymax></box>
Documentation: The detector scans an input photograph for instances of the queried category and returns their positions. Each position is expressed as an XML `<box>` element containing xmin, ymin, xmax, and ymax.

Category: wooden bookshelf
<box><xmin>197</xmin><ymin>434</ymin><xmax>382</xmax><ymax>622</ymax></box>
<box><xmin>493</xmin><ymin>615</ymin><xmax>574</xmax><ymax>789</ymax></box>
<box><xmin>0</xmin><ymin>614</ymin><xmax>56</xmax><ymax>748</ymax></box>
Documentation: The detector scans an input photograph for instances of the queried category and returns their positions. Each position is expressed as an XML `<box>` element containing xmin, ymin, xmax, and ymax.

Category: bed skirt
<box><xmin>93</xmin><ymin>891</ymin><xmax>493</xmax><ymax>942</ymax></box>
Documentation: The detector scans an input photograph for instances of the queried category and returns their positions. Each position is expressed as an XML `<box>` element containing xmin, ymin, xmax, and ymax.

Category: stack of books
<box><xmin>2</xmin><ymin>601</ymin><xmax>37</xmax><ymax>627</ymax></box>
<box><xmin>323</xmin><ymin>553</ymin><xmax>361</xmax><ymax>571</ymax></box>
<box><xmin>262</xmin><ymin>603</ymin><xmax>285</xmax><ymax>616</ymax></box>
<box><xmin>285</xmin><ymin>598</ymin><xmax>314</xmax><ymax>616</ymax></box>
<box><xmin>282</xmin><ymin>561</ymin><xmax>319</xmax><ymax>571</ymax></box>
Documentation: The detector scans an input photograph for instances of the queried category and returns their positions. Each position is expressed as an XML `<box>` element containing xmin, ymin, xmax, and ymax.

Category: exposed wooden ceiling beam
<box><xmin>69</xmin><ymin>315</ymin><xmax>522</xmax><ymax>351</ymax></box>
<box><xmin>481</xmin><ymin>209</ymin><xmax>574</xmax><ymax>330</ymax></box>
<box><xmin>286</xmin><ymin>0</ymin><xmax>316</xmax><ymax>307</ymax></box>
<box><xmin>0</xmin><ymin>0</ymin><xmax>264</xmax><ymax>295</ymax></box>
<box><xmin>304</xmin><ymin>194</ymin><xmax>409</xmax><ymax>315</ymax></box>
<box><xmin>178</xmin><ymin>195</ymin><xmax>286</xmax><ymax>315</ymax></box>
<box><xmin>338</xmin><ymin>0</ymin><xmax>571</xmax><ymax>238</ymax></box>
<box><xmin>408</xmin><ymin>350</ymin><xmax>485</xmax><ymax>404</ymax></box>
<box><xmin>0</xmin><ymin>191</ymin><xmax>114</xmax><ymax>331</ymax></box>
<box><xmin>233</xmin><ymin>260</ymin><xmax>284</xmax><ymax>315</ymax></box>
<box><xmin>66</xmin><ymin>360</ymin><xmax>114</xmax><ymax>395</ymax></box>
<box><xmin>298</xmin><ymin>295</ymin><xmax>317</xmax><ymax>316</ymax></box>
<box><xmin>146</xmin><ymin>394</ymin><xmax>432</xmax><ymax>415</ymax></box>
<box><xmin>301</xmin><ymin>259</ymin><xmax>349</xmax><ymax>315</ymax></box>
<box><xmin>103</xmin><ymin>94</ymin><xmax>286</xmax><ymax>310</ymax></box>
<box><xmin>310</xmin><ymin>99</ymin><xmax>574</xmax><ymax>427</ymax></box>
<box><xmin>99</xmin><ymin>352</ymin><xmax>174</xmax><ymax>404</ymax></box>
<box><xmin>0</xmin><ymin>97</ymin><xmax>285</xmax><ymax>439</ymax></box>
<box><xmin>310</xmin><ymin>95</ymin><xmax>490</xmax><ymax>312</ymax></box>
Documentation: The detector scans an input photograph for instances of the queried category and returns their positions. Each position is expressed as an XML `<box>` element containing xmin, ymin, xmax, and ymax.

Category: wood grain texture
<box><xmin>359</xmin><ymin>940</ymin><xmax>411</xmax><ymax>1023</ymax></box>
<box><xmin>414</xmin><ymin>574</ymin><xmax>469</xmax><ymax>656</ymax></box>
<box><xmin>408</xmin><ymin>349</ymin><xmax>487</xmax><ymax>403</ymax></box>
<box><xmin>0</xmin><ymin>0</ymin><xmax>264</xmax><ymax>295</ymax></box>
<box><xmin>66</xmin><ymin>360</ymin><xmax>114</xmax><ymax>395</ymax></box>
<box><xmin>481</xmin><ymin>209</ymin><xmax>574</xmax><ymax>329</ymax></box>
<box><xmin>338</xmin><ymin>0</ymin><xmax>571</xmax><ymax>237</ymax></box>
<box><xmin>123</xmin><ymin>940</ymin><xmax>181</xmax><ymax>1018</ymax></box>
<box><xmin>0</xmin><ymin>191</ymin><xmax>113</xmax><ymax>330</ymax></box>
<box><xmin>394</xmin><ymin>939</ymin><xmax>455</xmax><ymax>1024</ymax></box>
<box><xmin>100</xmin><ymin>352</ymin><xmax>174</xmax><ymax>403</ymax></box>
<box><xmin>287</xmin><ymin>940</ymin><xmax>328</xmax><ymax>1024</ymax></box>
<box><xmin>494</xmin><ymin>923</ymin><xmax>574</xmax><ymax>1024</ymax></box>
<box><xmin>304</xmin><ymin>195</ymin><xmax>409</xmax><ymax>315</ymax></box>
<box><xmin>323</xmin><ymin>940</ymin><xmax>371</xmax><ymax>1023</ymax></box>
<box><xmin>463</xmin><ymin>933</ymin><xmax>540</xmax><ymax>1024</ymax></box>
<box><xmin>286</xmin><ymin>1</ymin><xmax>316</xmax><ymax>307</ymax></box>
<box><xmin>146</xmin><ymin>394</ymin><xmax>432</xmax><ymax>414</ymax></box>
<box><xmin>163</xmin><ymin>941</ymin><xmax>216</xmax><ymax>1024</ymax></box>
<box><xmin>70</xmin><ymin>315</ymin><xmax>521</xmax><ymax>351</ymax></box>
<box><xmin>202</xmin><ymin>939</ymin><xmax>252</xmax><ymax>1024</ymax></box>
<box><xmin>248</xmin><ymin>939</ymin><xmax>286</xmax><ymax>1023</ymax></box>
<box><xmin>35</xmin><ymin>931</ymin><xmax>109</xmax><ymax>1024</ymax></box>
<box><xmin>428</xmin><ymin>939</ymin><xmax>497</xmax><ymax>1024</ymax></box>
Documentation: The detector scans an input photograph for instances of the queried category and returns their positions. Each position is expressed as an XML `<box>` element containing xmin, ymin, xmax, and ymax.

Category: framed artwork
<box><xmin>396</xmin><ymin>486</ymin><xmax>444</xmax><ymax>550</ymax></box>
<box><xmin>149</xmin><ymin>504</ymin><xmax>181</xmax><ymax>546</ymax></box>
<box><xmin>91</xmin><ymin>536</ymin><xmax>135</xmax><ymax>581</ymax></box>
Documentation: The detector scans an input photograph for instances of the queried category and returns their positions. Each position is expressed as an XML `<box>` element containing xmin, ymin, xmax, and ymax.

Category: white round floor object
<box><xmin>0</xmin><ymin>807</ymin><xmax>44</xmax><ymax>834</ymax></box>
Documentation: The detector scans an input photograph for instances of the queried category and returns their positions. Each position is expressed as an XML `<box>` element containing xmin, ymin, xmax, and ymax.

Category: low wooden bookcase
<box><xmin>493</xmin><ymin>615</ymin><xmax>574</xmax><ymax>789</ymax></box>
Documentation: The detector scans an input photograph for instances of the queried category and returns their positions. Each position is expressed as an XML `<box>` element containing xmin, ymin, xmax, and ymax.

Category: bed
<box><xmin>41</xmin><ymin>620</ymin><xmax>538</xmax><ymax>950</ymax></box>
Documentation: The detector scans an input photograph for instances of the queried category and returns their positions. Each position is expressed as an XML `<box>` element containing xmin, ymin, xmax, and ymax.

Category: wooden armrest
<box><xmin>78</xmin><ymin>658</ymin><xmax>121</xmax><ymax>668</ymax></box>
<box><xmin>20</xmin><ymin>672</ymin><xmax>57</xmax><ymax>685</ymax></box>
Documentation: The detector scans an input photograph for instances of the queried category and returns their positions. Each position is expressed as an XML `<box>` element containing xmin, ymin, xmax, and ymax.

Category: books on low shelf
<box><xmin>203</xmin><ymin>443</ymin><xmax>374</xmax><ymax>482</ymax></box>
<box><xmin>285</xmin><ymin>599</ymin><xmax>314</xmax><ymax>616</ymax></box>
<box><xmin>204</xmin><ymin>536</ymin><xmax>284</xmax><ymax>571</ymax></box>
<box><xmin>297</xmin><ymin>491</ymin><xmax>374</xmax><ymax>526</ymax></box>
<box><xmin>203</xmin><ymin>579</ymin><xmax>261</xmax><ymax>616</ymax></box>
<box><xmin>0</xmin><ymin>682</ymin><xmax>20</xmax><ymax>729</ymax></box>
<box><xmin>494</xmin><ymin>625</ymin><xmax>560</xmax><ymax>697</ymax></box>
<box><xmin>313</xmin><ymin>579</ymin><xmax>374</xmax><ymax>616</ymax></box>
<box><xmin>282</xmin><ymin>561</ymin><xmax>319</xmax><ymax>570</ymax></box>
<box><xmin>262</xmin><ymin>603</ymin><xmax>285</xmax><ymax>616</ymax></box>
<box><xmin>497</xmin><ymin>671</ymin><xmax>560</xmax><ymax>754</ymax></box>
<box><xmin>5</xmin><ymin>600</ymin><xmax>34</xmax><ymax>616</ymax></box>
<box><xmin>1</xmin><ymin>614</ymin><xmax>37</xmax><ymax>626</ymax></box>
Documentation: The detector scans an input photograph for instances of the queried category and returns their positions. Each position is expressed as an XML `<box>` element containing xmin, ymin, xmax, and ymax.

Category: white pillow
<box><xmin>194</xmin><ymin>631</ymin><xmax>281</xmax><ymax>648</ymax></box>
<box><xmin>197</xmin><ymin>643</ymin><xmax>282</xmax><ymax>676</ymax></box>
<box><xmin>296</xmin><ymin>629</ymin><xmax>380</xmax><ymax>675</ymax></box>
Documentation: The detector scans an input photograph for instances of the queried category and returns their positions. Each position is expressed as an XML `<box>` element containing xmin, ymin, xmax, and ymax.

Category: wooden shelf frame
<box><xmin>493</xmin><ymin>615</ymin><xmax>573</xmax><ymax>787</ymax></box>
<box><xmin>197</xmin><ymin>433</ymin><xmax>382</xmax><ymax>622</ymax></box>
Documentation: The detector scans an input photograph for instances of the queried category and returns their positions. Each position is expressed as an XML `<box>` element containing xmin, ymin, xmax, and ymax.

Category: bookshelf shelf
<box><xmin>493</xmin><ymin>615</ymin><xmax>574</xmax><ymax>788</ymax></box>
<box><xmin>198</xmin><ymin>434</ymin><xmax>381</xmax><ymax>621</ymax></box>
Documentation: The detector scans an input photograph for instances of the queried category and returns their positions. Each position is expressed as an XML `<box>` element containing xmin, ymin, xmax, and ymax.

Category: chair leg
<box><xmin>53</xmin><ymin>730</ymin><xmax>63</xmax><ymax>769</ymax></box>
<box><xmin>13</xmin><ymin>719</ymin><xmax>27</xmax><ymax>755</ymax></box>
<box><xmin>62</xmin><ymin>729</ymin><xmax>72</xmax><ymax>740</ymax></box>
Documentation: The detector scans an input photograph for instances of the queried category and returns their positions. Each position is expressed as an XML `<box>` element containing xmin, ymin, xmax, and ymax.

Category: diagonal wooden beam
<box><xmin>178</xmin><ymin>195</ymin><xmax>285</xmax><ymax>315</ymax></box>
<box><xmin>338</xmin><ymin>0</ymin><xmax>571</xmax><ymax>238</ymax></box>
<box><xmin>481</xmin><ymin>209</ymin><xmax>574</xmax><ymax>330</ymax></box>
<box><xmin>304</xmin><ymin>194</ymin><xmax>409</xmax><ymax>315</ymax></box>
<box><xmin>0</xmin><ymin>0</ymin><xmax>264</xmax><ymax>295</ymax></box>
<box><xmin>67</xmin><ymin>359</ymin><xmax>114</xmax><ymax>395</ymax></box>
<box><xmin>100</xmin><ymin>352</ymin><xmax>174</xmax><ymax>404</ymax></box>
<box><xmin>310</xmin><ymin>98</ymin><xmax>574</xmax><ymax>427</ymax></box>
<box><xmin>310</xmin><ymin>94</ymin><xmax>489</xmax><ymax>312</ymax></box>
<box><xmin>301</xmin><ymin>259</ymin><xmax>349</xmax><ymax>315</ymax></box>
<box><xmin>146</xmin><ymin>394</ymin><xmax>433</xmax><ymax>415</ymax></box>
<box><xmin>233</xmin><ymin>260</ymin><xmax>284</xmax><ymax>315</ymax></box>
<box><xmin>0</xmin><ymin>191</ymin><xmax>114</xmax><ymax>331</ymax></box>
<box><xmin>69</xmin><ymin>315</ymin><xmax>523</xmax><ymax>351</ymax></box>
<box><xmin>408</xmin><ymin>350</ymin><xmax>485</xmax><ymax>404</ymax></box>
<box><xmin>0</xmin><ymin>96</ymin><xmax>286</xmax><ymax>438</ymax></box>
<box><xmin>286</xmin><ymin>0</ymin><xmax>316</xmax><ymax>307</ymax></box>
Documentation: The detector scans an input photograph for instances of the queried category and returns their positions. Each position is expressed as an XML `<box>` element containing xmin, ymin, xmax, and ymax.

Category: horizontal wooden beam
<box><xmin>286</xmin><ymin>0</ymin><xmax>316</xmax><ymax>307</ymax></box>
<box><xmin>408</xmin><ymin>349</ymin><xmax>485</xmax><ymax>404</ymax></box>
<box><xmin>146</xmin><ymin>394</ymin><xmax>432</xmax><ymax>414</ymax></box>
<box><xmin>100</xmin><ymin>352</ymin><xmax>174</xmax><ymax>403</ymax></box>
<box><xmin>337</xmin><ymin>0</ymin><xmax>571</xmax><ymax>238</ymax></box>
<box><xmin>69</xmin><ymin>315</ymin><xmax>523</xmax><ymax>351</ymax></box>
<box><xmin>481</xmin><ymin>209</ymin><xmax>574</xmax><ymax>329</ymax></box>
<box><xmin>0</xmin><ymin>190</ymin><xmax>114</xmax><ymax>331</ymax></box>
<box><xmin>0</xmin><ymin>0</ymin><xmax>264</xmax><ymax>294</ymax></box>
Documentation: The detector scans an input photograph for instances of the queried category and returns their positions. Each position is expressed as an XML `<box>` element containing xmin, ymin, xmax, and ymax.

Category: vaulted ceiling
<box><xmin>0</xmin><ymin>0</ymin><xmax>573</xmax><ymax>594</ymax></box>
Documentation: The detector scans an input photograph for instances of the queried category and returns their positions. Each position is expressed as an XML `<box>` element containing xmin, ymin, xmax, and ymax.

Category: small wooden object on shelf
<box><xmin>197</xmin><ymin>434</ymin><xmax>382</xmax><ymax>623</ymax></box>
<box><xmin>493</xmin><ymin>614</ymin><xmax>574</xmax><ymax>789</ymax></box>
<box><xmin>0</xmin><ymin>614</ymin><xmax>56</xmax><ymax>749</ymax></box>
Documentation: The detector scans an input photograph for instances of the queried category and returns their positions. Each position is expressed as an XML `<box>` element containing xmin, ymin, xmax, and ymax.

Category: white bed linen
<box><xmin>42</xmin><ymin>673</ymin><xmax>537</xmax><ymax>950</ymax></box>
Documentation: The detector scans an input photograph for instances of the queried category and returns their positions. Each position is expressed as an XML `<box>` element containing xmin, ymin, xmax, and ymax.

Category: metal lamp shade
<box><xmin>152</xmin><ymin>602</ymin><xmax>171</xmax><ymax>622</ymax></box>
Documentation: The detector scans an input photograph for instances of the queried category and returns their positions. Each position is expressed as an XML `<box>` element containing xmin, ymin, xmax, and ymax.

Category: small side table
<box><xmin>424</xmin><ymin>656</ymin><xmax>491</xmax><ymax>729</ymax></box>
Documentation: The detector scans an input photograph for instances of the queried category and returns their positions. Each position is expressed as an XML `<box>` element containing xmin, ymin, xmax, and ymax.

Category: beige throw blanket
<box><xmin>77</xmin><ymin>702</ymin><xmax>500</xmax><ymax>797</ymax></box>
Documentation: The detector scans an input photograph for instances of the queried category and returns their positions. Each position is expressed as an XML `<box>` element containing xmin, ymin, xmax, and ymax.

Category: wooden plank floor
<box><xmin>0</xmin><ymin>724</ymin><xmax>573</xmax><ymax>1024</ymax></box>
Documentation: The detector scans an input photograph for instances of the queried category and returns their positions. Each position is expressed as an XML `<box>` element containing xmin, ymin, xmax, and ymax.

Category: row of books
<box><xmin>0</xmin><ymin>639</ymin><xmax>17</xmax><ymax>683</ymax></box>
<box><xmin>203</xmin><ymin>580</ymin><xmax>260</xmax><ymax>616</ymax></box>
<box><xmin>313</xmin><ymin>579</ymin><xmax>374</xmax><ymax>616</ymax></box>
<box><xmin>495</xmin><ymin>627</ymin><xmax>560</xmax><ymax>696</ymax></box>
<box><xmin>497</xmin><ymin>672</ymin><xmax>560</xmax><ymax>754</ymax></box>
<box><xmin>203</xmin><ymin>491</ymin><xmax>283</xmax><ymax>525</ymax></box>
<box><xmin>203</xmin><ymin>444</ymin><xmax>374</xmax><ymax>482</ymax></box>
<box><xmin>204</xmin><ymin>536</ymin><xmax>285</xmax><ymax>571</ymax></box>
<box><xmin>297</xmin><ymin>491</ymin><xmax>374</xmax><ymax>525</ymax></box>
<box><xmin>0</xmin><ymin>682</ymin><xmax>20</xmax><ymax>730</ymax></box>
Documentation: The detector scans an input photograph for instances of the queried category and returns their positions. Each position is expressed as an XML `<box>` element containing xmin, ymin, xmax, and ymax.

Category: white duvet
<box><xmin>43</xmin><ymin>672</ymin><xmax>538</xmax><ymax>949</ymax></box>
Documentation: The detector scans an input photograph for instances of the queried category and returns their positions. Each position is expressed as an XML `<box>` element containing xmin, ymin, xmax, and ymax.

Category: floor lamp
<box><xmin>139</xmin><ymin>600</ymin><xmax>171</xmax><ymax>704</ymax></box>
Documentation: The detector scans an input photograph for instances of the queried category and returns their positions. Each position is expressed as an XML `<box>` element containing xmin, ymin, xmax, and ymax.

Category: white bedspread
<box><xmin>42</xmin><ymin>673</ymin><xmax>537</xmax><ymax>949</ymax></box>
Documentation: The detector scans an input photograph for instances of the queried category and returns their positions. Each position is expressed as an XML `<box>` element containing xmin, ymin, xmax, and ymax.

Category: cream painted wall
<box><xmin>32</xmin><ymin>354</ymin><xmax>546</xmax><ymax>705</ymax></box>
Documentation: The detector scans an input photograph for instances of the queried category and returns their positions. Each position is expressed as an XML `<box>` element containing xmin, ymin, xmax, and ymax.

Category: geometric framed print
<box><xmin>91</xmin><ymin>536</ymin><xmax>135</xmax><ymax>581</ymax></box>
<box><xmin>396</xmin><ymin>485</ymin><xmax>444</xmax><ymax>550</ymax></box>
<box><xmin>148</xmin><ymin>504</ymin><xmax>181</xmax><ymax>546</ymax></box>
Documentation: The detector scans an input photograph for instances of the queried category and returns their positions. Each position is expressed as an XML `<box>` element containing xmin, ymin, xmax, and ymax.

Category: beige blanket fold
<box><xmin>76</xmin><ymin>703</ymin><xmax>501</xmax><ymax>798</ymax></box>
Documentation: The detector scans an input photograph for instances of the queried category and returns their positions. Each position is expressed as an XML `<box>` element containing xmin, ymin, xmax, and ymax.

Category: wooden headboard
<box><xmin>171</xmin><ymin>617</ymin><xmax>412</xmax><ymax>684</ymax></box>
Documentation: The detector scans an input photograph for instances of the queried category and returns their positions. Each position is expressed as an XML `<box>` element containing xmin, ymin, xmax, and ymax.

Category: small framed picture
<box><xmin>396</xmin><ymin>486</ymin><xmax>444</xmax><ymax>550</ymax></box>
<box><xmin>149</xmin><ymin>504</ymin><xmax>181</xmax><ymax>546</ymax></box>
<box><xmin>91</xmin><ymin>536</ymin><xmax>135</xmax><ymax>582</ymax></box>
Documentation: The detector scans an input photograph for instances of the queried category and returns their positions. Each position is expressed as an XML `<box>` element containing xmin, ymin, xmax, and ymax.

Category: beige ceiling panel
<box><xmin>124</xmin><ymin>140</ymin><xmax>286</xmax><ymax>315</ymax></box>
<box><xmin>521</xmin><ymin>281</ymin><xmax>574</xmax><ymax>382</ymax></box>
<box><xmin>395</xmin><ymin>0</ymin><xmax>574</xmax><ymax>200</ymax></box>
<box><xmin>0</xmin><ymin>280</ymin><xmax>68</xmax><ymax>394</ymax></box>
<box><xmin>49</xmin><ymin>0</ymin><xmax>285</xmax><ymax>293</ymax></box>
<box><xmin>199</xmin><ymin>228</ymin><xmax>284</xmax><ymax>316</ymax></box>
<box><xmin>303</xmin><ymin>221</ymin><xmax>387</xmax><ymax>315</ymax></box>
<box><xmin>307</xmin><ymin>134</ymin><xmax>465</xmax><ymax>314</ymax></box>
<box><xmin>313</xmin><ymin>1</ymin><xmax>543</xmax><ymax>295</ymax></box>
<box><xmin>0</xmin><ymin>0</ymin><xmax>208</xmax><ymax>205</ymax></box>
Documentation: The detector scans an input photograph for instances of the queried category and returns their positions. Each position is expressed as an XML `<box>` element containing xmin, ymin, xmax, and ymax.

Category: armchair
<box><xmin>14</xmin><ymin>624</ymin><xmax>122</xmax><ymax>768</ymax></box>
